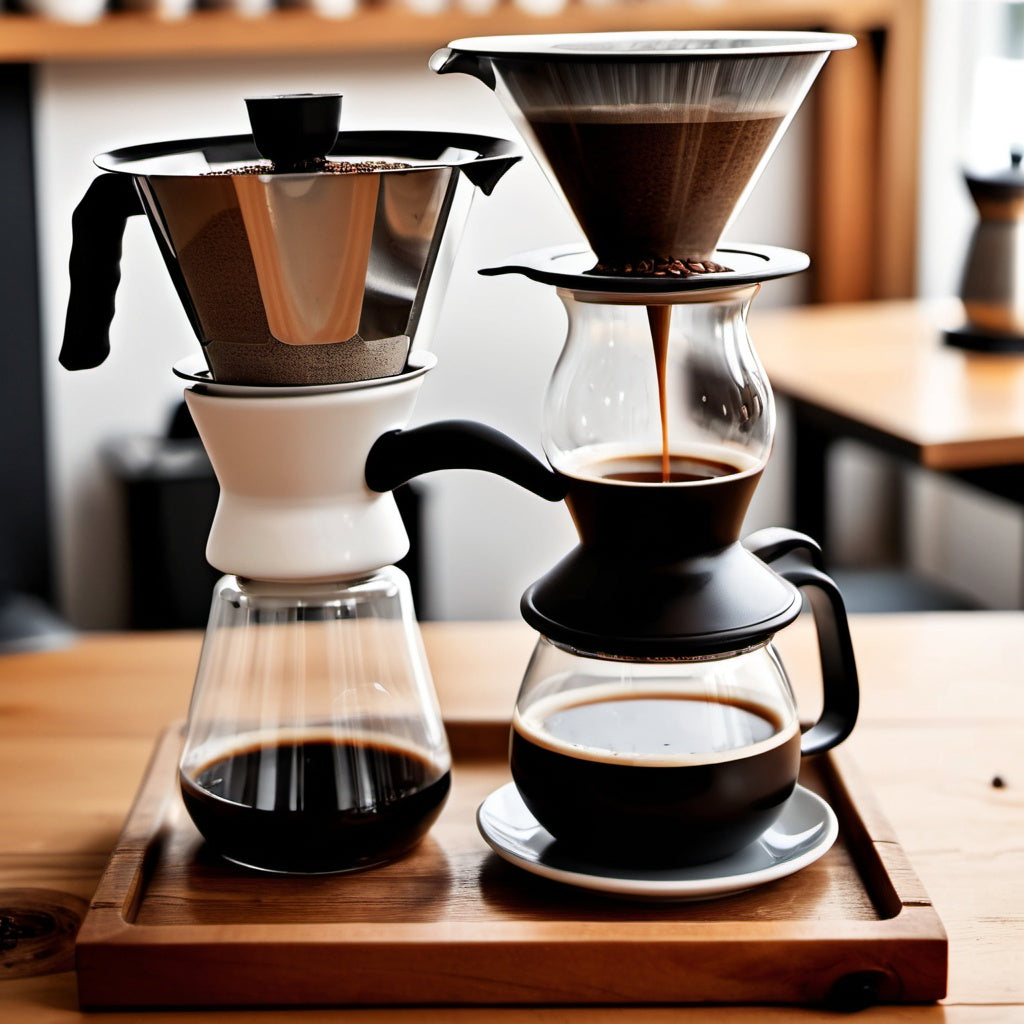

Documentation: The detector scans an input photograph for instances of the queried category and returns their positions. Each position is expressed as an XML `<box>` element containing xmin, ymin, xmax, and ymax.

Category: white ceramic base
<box><xmin>477</xmin><ymin>782</ymin><xmax>838</xmax><ymax>901</ymax></box>
<box><xmin>182</xmin><ymin>352</ymin><xmax>436</xmax><ymax>581</ymax></box>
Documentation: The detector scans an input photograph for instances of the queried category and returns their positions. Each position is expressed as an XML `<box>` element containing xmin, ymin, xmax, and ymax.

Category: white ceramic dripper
<box><xmin>177</xmin><ymin>351</ymin><xmax>455</xmax><ymax>876</ymax></box>
<box><xmin>182</xmin><ymin>352</ymin><xmax>436</xmax><ymax>582</ymax></box>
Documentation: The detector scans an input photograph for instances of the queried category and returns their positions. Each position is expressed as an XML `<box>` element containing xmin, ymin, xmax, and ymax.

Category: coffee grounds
<box><xmin>594</xmin><ymin>257</ymin><xmax>732</xmax><ymax>277</ymax></box>
<box><xmin>176</xmin><ymin>205</ymin><xmax>272</xmax><ymax>348</ymax></box>
<box><xmin>203</xmin><ymin>335</ymin><xmax>409</xmax><ymax>386</ymax></box>
<box><xmin>205</xmin><ymin>158</ymin><xmax>411</xmax><ymax>176</ymax></box>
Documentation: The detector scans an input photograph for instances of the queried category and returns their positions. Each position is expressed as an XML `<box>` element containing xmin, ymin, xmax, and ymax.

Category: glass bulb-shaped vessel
<box><xmin>545</xmin><ymin>285</ymin><xmax>772</xmax><ymax>487</ymax></box>
<box><xmin>179</xmin><ymin>568</ymin><xmax>451</xmax><ymax>874</ymax></box>
<box><xmin>541</xmin><ymin>286</ymin><xmax>771</xmax><ymax>569</ymax></box>
<box><xmin>510</xmin><ymin>635</ymin><xmax>801</xmax><ymax>866</ymax></box>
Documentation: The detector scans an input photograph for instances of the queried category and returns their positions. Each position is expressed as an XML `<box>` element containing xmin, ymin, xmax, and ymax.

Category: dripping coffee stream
<box><xmin>643</xmin><ymin>284</ymin><xmax>763</xmax><ymax>485</ymax></box>
<box><xmin>648</xmin><ymin>303</ymin><xmax>673</xmax><ymax>483</ymax></box>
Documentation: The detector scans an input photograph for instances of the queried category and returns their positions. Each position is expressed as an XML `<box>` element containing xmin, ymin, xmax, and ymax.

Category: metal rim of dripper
<box><xmin>479</xmin><ymin>243</ymin><xmax>810</xmax><ymax>297</ymax></box>
<box><xmin>93</xmin><ymin>130</ymin><xmax>519</xmax><ymax>177</ymax></box>
<box><xmin>437</xmin><ymin>30</ymin><xmax>857</xmax><ymax>61</ymax></box>
<box><xmin>173</xmin><ymin>350</ymin><xmax>438</xmax><ymax>398</ymax></box>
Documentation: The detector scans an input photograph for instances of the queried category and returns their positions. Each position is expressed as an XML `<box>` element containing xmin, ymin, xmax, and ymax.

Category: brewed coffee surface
<box><xmin>522</xmin><ymin>689</ymin><xmax>785</xmax><ymax>761</ymax></box>
<box><xmin>510</xmin><ymin>687</ymin><xmax>800</xmax><ymax>865</ymax></box>
<box><xmin>180</xmin><ymin>731</ymin><xmax>450</xmax><ymax>874</ymax></box>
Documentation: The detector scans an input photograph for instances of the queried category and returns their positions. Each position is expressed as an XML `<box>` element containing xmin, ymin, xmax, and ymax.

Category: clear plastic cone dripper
<box><xmin>432</xmin><ymin>32</ymin><xmax>855</xmax><ymax>270</ymax></box>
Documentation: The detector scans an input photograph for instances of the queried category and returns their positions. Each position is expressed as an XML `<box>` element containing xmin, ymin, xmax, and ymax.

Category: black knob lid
<box><xmin>245</xmin><ymin>94</ymin><xmax>342</xmax><ymax>172</ymax></box>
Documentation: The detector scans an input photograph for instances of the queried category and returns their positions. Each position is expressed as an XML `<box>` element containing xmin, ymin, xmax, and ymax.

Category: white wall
<box><xmin>36</xmin><ymin>50</ymin><xmax>808</xmax><ymax>628</ymax></box>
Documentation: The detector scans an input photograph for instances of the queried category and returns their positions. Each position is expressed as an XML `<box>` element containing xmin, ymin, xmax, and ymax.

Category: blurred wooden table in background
<box><xmin>755</xmin><ymin>299</ymin><xmax>1024</xmax><ymax>569</ymax></box>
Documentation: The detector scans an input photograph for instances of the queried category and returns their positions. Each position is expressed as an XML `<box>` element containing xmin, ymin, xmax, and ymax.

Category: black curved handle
<box><xmin>745</xmin><ymin>526</ymin><xmax>858</xmax><ymax>753</ymax></box>
<box><xmin>777</xmin><ymin>560</ymin><xmax>860</xmax><ymax>756</ymax></box>
<box><xmin>366</xmin><ymin>419</ymin><xmax>567</xmax><ymax>502</ymax></box>
<box><xmin>59</xmin><ymin>173</ymin><xmax>145</xmax><ymax>371</ymax></box>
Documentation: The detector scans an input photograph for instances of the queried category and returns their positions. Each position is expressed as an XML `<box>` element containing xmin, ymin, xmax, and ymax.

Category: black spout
<box><xmin>366</xmin><ymin>420</ymin><xmax>566</xmax><ymax>502</ymax></box>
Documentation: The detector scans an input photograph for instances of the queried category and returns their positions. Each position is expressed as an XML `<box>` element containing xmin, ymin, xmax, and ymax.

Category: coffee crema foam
<box><xmin>512</xmin><ymin>682</ymin><xmax>798</xmax><ymax>767</ymax></box>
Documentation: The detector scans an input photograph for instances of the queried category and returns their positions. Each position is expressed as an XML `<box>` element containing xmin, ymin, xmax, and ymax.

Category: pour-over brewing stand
<box><xmin>58</xmin><ymin>94</ymin><xmax>528</xmax><ymax>875</ymax></box>
<box><xmin>367</xmin><ymin>239</ymin><xmax>859</xmax><ymax>759</ymax></box>
<box><xmin>410</xmin><ymin>34</ymin><xmax>862</xmax><ymax>798</ymax></box>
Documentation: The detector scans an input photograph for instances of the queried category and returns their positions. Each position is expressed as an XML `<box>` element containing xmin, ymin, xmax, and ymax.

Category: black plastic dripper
<box><xmin>245</xmin><ymin>94</ymin><xmax>342</xmax><ymax>172</ymax></box>
<box><xmin>520</xmin><ymin>540</ymin><xmax>805</xmax><ymax>660</ymax></box>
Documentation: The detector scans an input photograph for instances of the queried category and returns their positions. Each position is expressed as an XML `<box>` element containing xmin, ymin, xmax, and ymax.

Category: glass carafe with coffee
<box><xmin>59</xmin><ymin>94</ymin><xmax>521</xmax><ymax>873</ymax></box>
<box><xmin>420</xmin><ymin>32</ymin><xmax>861</xmax><ymax>878</ymax></box>
<box><xmin>500</xmin><ymin>282</ymin><xmax>859</xmax><ymax>870</ymax></box>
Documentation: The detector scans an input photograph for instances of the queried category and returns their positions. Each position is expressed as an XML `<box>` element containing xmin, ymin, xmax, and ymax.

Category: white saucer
<box><xmin>477</xmin><ymin>782</ymin><xmax>838</xmax><ymax>901</ymax></box>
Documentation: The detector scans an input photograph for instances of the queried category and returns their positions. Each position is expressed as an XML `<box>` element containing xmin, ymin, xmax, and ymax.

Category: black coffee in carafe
<box><xmin>180</xmin><ymin>731</ymin><xmax>451</xmax><ymax>874</ymax></box>
<box><xmin>176</xmin><ymin>573</ymin><xmax>455</xmax><ymax>876</ymax></box>
<box><xmin>511</xmin><ymin>686</ymin><xmax>800</xmax><ymax>866</ymax></box>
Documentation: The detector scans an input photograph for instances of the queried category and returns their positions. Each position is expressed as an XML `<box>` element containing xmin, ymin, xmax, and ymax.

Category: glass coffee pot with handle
<box><xmin>414</xmin><ymin>29</ymin><xmax>860</xmax><ymax>869</ymax></box>
<box><xmin>367</xmin><ymin>271</ymin><xmax>859</xmax><ymax>868</ymax></box>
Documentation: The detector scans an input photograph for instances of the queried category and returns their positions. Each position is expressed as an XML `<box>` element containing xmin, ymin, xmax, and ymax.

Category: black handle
<box><xmin>778</xmin><ymin>559</ymin><xmax>860</xmax><ymax>756</ymax></box>
<box><xmin>366</xmin><ymin>419</ymin><xmax>567</xmax><ymax>501</ymax></box>
<box><xmin>59</xmin><ymin>173</ymin><xmax>145</xmax><ymax>371</ymax></box>
<box><xmin>743</xmin><ymin>526</ymin><xmax>824</xmax><ymax>570</ymax></box>
<box><xmin>745</xmin><ymin>526</ymin><xmax>858</xmax><ymax>753</ymax></box>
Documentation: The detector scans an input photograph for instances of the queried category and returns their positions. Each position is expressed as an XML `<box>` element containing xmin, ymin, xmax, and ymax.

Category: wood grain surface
<box><xmin>1</xmin><ymin>615</ymin><xmax>1022</xmax><ymax>1020</ymax></box>
<box><xmin>71</xmin><ymin>715</ymin><xmax>944</xmax><ymax>1008</ymax></box>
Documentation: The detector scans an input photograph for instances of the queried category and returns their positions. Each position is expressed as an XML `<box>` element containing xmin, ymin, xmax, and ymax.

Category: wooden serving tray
<box><xmin>75</xmin><ymin>719</ymin><xmax>947</xmax><ymax>1010</ymax></box>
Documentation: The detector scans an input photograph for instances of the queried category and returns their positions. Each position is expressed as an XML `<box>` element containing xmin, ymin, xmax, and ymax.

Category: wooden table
<box><xmin>1</xmin><ymin>615</ymin><xmax>1022</xmax><ymax>1020</ymax></box>
<box><xmin>753</xmin><ymin>299</ymin><xmax>1024</xmax><ymax>556</ymax></box>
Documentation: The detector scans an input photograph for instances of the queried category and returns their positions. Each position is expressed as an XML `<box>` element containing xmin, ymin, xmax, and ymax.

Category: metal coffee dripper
<box><xmin>60</xmin><ymin>93</ymin><xmax>519</xmax><ymax>386</ymax></box>
<box><xmin>60</xmin><ymin>95</ymin><xmax>520</xmax><ymax>874</ymax></box>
